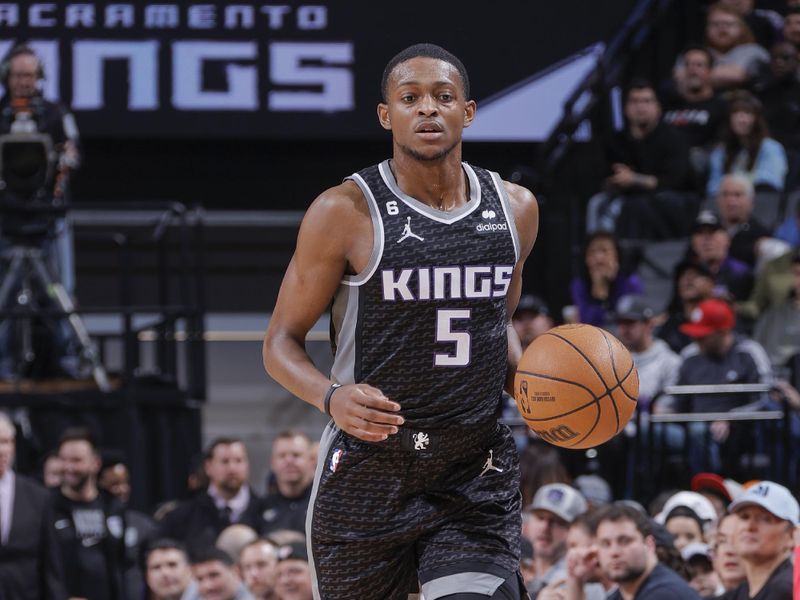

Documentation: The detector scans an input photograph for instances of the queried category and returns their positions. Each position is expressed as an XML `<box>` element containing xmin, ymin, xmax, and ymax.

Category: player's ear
<box><xmin>463</xmin><ymin>100</ymin><xmax>477</xmax><ymax>128</ymax></box>
<box><xmin>377</xmin><ymin>103</ymin><xmax>392</xmax><ymax>130</ymax></box>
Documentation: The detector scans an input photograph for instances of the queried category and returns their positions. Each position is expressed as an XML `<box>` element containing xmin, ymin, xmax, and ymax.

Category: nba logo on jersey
<box><xmin>329</xmin><ymin>448</ymin><xmax>343</xmax><ymax>472</ymax></box>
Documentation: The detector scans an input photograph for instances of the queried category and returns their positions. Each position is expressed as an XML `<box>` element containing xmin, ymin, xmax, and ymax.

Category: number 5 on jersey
<box><xmin>435</xmin><ymin>309</ymin><xmax>471</xmax><ymax>366</ymax></box>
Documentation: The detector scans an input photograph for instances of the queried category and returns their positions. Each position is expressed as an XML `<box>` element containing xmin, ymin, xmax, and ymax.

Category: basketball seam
<box><xmin>542</xmin><ymin>331</ymin><xmax>615</xmax><ymax>396</ymax></box>
<box><xmin>599</xmin><ymin>330</ymin><xmax>622</xmax><ymax>433</ymax></box>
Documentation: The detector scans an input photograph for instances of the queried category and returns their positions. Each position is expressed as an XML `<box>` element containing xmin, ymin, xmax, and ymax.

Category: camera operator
<box><xmin>0</xmin><ymin>44</ymin><xmax>80</xmax><ymax>291</ymax></box>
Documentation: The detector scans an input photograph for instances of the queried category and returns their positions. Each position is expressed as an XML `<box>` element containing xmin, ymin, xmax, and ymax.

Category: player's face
<box><xmin>271</xmin><ymin>436</ymin><xmax>310</xmax><ymax>486</ymax></box>
<box><xmin>717</xmin><ymin>179</ymin><xmax>752</xmax><ymax>224</ymax></box>
<box><xmin>59</xmin><ymin>440</ymin><xmax>100</xmax><ymax>491</ymax></box>
<box><xmin>193</xmin><ymin>561</ymin><xmax>241</xmax><ymax>600</ymax></box>
<box><xmin>596</xmin><ymin>520</ymin><xmax>651</xmax><ymax>584</ymax></box>
<box><xmin>528</xmin><ymin>509</ymin><xmax>569</xmax><ymax>561</ymax></box>
<box><xmin>146</xmin><ymin>549</ymin><xmax>193</xmax><ymax>599</ymax></box>
<box><xmin>205</xmin><ymin>442</ymin><xmax>249</xmax><ymax>495</ymax></box>
<box><xmin>275</xmin><ymin>559</ymin><xmax>313</xmax><ymax>600</ymax></box>
<box><xmin>712</xmin><ymin>514</ymin><xmax>746</xmax><ymax>590</ymax></box>
<box><xmin>7</xmin><ymin>54</ymin><xmax>40</xmax><ymax>99</ymax></box>
<box><xmin>733</xmin><ymin>506</ymin><xmax>795</xmax><ymax>563</ymax></box>
<box><xmin>378</xmin><ymin>57</ymin><xmax>476</xmax><ymax>163</ymax></box>
<box><xmin>666</xmin><ymin>516</ymin><xmax>704</xmax><ymax>551</ymax></box>
<box><xmin>0</xmin><ymin>420</ymin><xmax>14</xmax><ymax>477</ymax></box>
<box><xmin>240</xmin><ymin>542</ymin><xmax>278</xmax><ymax>596</ymax></box>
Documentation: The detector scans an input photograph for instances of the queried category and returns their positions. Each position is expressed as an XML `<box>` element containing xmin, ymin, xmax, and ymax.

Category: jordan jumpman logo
<box><xmin>397</xmin><ymin>217</ymin><xmax>424</xmax><ymax>243</ymax></box>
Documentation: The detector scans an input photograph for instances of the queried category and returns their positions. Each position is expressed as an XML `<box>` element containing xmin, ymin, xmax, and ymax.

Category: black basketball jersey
<box><xmin>330</xmin><ymin>160</ymin><xmax>520</xmax><ymax>429</ymax></box>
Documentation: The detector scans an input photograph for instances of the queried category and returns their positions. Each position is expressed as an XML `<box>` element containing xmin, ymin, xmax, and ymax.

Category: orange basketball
<box><xmin>514</xmin><ymin>324</ymin><xmax>639</xmax><ymax>449</ymax></box>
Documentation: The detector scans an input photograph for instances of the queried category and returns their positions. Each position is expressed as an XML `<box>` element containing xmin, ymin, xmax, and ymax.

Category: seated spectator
<box><xmin>593</xmin><ymin>503</ymin><xmax>702</xmax><ymax>599</ymax></box>
<box><xmin>715</xmin><ymin>175</ymin><xmax>773</xmax><ymax>268</ymax></box>
<box><xmin>676</xmin><ymin>298</ymin><xmax>773</xmax><ymax>472</ymax></box>
<box><xmin>274</xmin><ymin>541</ymin><xmax>313</xmax><ymax>600</ymax></box>
<box><xmin>754</xmin><ymin>41</ymin><xmax>800</xmax><ymax>155</ymax></box>
<box><xmin>518</xmin><ymin>443</ymin><xmax>572</xmax><ymax>509</ymax></box>
<box><xmin>524</xmin><ymin>483</ymin><xmax>589</xmax><ymax>597</ymax></box>
<box><xmin>159</xmin><ymin>437</ymin><xmax>264</xmax><ymax>551</ymax></box>
<box><xmin>754</xmin><ymin>249</ymin><xmax>800</xmax><ymax>366</ymax></box>
<box><xmin>216</xmin><ymin>524</ymin><xmax>258</xmax><ymax>563</ymax></box>
<box><xmin>689</xmin><ymin>211</ymin><xmax>754</xmax><ymax>300</ymax></box>
<box><xmin>513</xmin><ymin>293</ymin><xmax>554</xmax><ymax>349</ymax></box>
<box><xmin>615</xmin><ymin>294</ymin><xmax>682</xmax><ymax>413</ymax></box>
<box><xmin>717</xmin><ymin>0</ymin><xmax>783</xmax><ymax>49</ymax></box>
<box><xmin>261</xmin><ymin>431</ymin><xmax>313</xmax><ymax>535</ymax></box>
<box><xmin>191</xmin><ymin>546</ymin><xmax>254</xmax><ymax>600</ymax></box>
<box><xmin>727</xmin><ymin>481</ymin><xmax>797</xmax><ymax>598</ymax></box>
<box><xmin>654</xmin><ymin>490</ymin><xmax>718</xmax><ymax>533</ymax></box>
<box><xmin>737</xmin><ymin>248</ymin><xmax>797</xmax><ymax>320</ymax></box>
<box><xmin>570</xmin><ymin>232</ymin><xmax>644</xmax><ymax>327</ymax></box>
<box><xmin>239</xmin><ymin>538</ymin><xmax>278</xmax><ymax>600</ymax></box>
<box><xmin>681</xmin><ymin>542</ymin><xmax>725</xmax><ymax>597</ymax></box>
<box><xmin>658</xmin><ymin>260</ymin><xmax>718</xmax><ymax>353</ymax></box>
<box><xmin>585</xmin><ymin>80</ymin><xmax>691</xmax><ymax>238</ymax></box>
<box><xmin>99</xmin><ymin>453</ymin><xmax>158</xmax><ymax>600</ymax></box>
<box><xmin>711</xmin><ymin>512</ymin><xmax>747</xmax><ymax>593</ymax></box>
<box><xmin>706</xmin><ymin>91</ymin><xmax>787</xmax><ymax>198</ymax></box>
<box><xmin>537</xmin><ymin>512</ymin><xmax>614</xmax><ymax>600</ymax></box>
<box><xmin>690</xmin><ymin>472</ymin><xmax>743</xmax><ymax>517</ymax></box>
<box><xmin>54</xmin><ymin>428</ymin><xmax>128</xmax><ymax>600</ymax></box>
<box><xmin>664</xmin><ymin>506</ymin><xmax>707</xmax><ymax>551</ymax></box>
<box><xmin>665</xmin><ymin>45</ymin><xmax>728</xmax><ymax>186</ymax></box>
<box><xmin>704</xmin><ymin>3</ymin><xmax>770</xmax><ymax>90</ymax></box>
<box><xmin>783</xmin><ymin>7</ymin><xmax>800</xmax><ymax>53</ymax></box>
<box><xmin>145</xmin><ymin>539</ymin><xmax>199</xmax><ymax>600</ymax></box>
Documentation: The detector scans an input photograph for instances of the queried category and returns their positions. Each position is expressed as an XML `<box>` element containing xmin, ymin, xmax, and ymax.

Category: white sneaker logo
<box><xmin>480</xmin><ymin>449</ymin><xmax>504</xmax><ymax>477</ymax></box>
<box><xmin>397</xmin><ymin>217</ymin><xmax>424</xmax><ymax>243</ymax></box>
<box><xmin>413</xmin><ymin>432</ymin><xmax>430</xmax><ymax>450</ymax></box>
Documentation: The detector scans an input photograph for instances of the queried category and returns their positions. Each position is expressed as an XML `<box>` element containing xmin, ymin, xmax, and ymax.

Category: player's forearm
<box><xmin>262</xmin><ymin>333</ymin><xmax>333</xmax><ymax>413</ymax></box>
<box><xmin>506</xmin><ymin>323</ymin><xmax>522</xmax><ymax>394</ymax></box>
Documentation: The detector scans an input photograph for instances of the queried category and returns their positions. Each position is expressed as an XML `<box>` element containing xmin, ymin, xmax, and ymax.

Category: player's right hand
<box><xmin>328</xmin><ymin>383</ymin><xmax>404</xmax><ymax>442</ymax></box>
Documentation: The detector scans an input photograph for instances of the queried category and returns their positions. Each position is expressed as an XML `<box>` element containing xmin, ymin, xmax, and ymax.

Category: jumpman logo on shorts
<box><xmin>480</xmin><ymin>449</ymin><xmax>503</xmax><ymax>477</ymax></box>
<box><xmin>397</xmin><ymin>217</ymin><xmax>424</xmax><ymax>243</ymax></box>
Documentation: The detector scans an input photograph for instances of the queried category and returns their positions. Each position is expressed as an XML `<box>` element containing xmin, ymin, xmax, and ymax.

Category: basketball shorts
<box><xmin>307</xmin><ymin>420</ymin><xmax>522</xmax><ymax>600</ymax></box>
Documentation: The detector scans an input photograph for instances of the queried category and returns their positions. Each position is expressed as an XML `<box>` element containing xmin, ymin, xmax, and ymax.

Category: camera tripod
<box><xmin>0</xmin><ymin>243</ymin><xmax>110</xmax><ymax>391</ymax></box>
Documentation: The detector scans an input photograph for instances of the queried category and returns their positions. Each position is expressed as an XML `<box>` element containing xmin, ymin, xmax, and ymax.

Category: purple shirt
<box><xmin>570</xmin><ymin>273</ymin><xmax>644</xmax><ymax>326</ymax></box>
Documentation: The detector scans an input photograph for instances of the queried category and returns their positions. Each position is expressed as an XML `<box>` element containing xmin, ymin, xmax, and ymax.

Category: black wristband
<box><xmin>323</xmin><ymin>383</ymin><xmax>342</xmax><ymax>416</ymax></box>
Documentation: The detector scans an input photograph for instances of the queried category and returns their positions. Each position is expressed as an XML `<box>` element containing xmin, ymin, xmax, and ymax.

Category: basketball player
<box><xmin>263</xmin><ymin>43</ymin><xmax>538</xmax><ymax>600</ymax></box>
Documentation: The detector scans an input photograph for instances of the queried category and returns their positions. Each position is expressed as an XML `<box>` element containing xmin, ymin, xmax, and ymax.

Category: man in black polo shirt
<box><xmin>722</xmin><ymin>481</ymin><xmax>797</xmax><ymax>600</ymax></box>
<box><xmin>260</xmin><ymin>431</ymin><xmax>313</xmax><ymax>535</ymax></box>
<box><xmin>594</xmin><ymin>503</ymin><xmax>701</xmax><ymax>600</ymax></box>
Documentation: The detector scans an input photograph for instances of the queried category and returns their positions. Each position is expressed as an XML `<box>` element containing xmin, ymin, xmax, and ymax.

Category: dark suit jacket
<box><xmin>158</xmin><ymin>487</ymin><xmax>264</xmax><ymax>551</ymax></box>
<box><xmin>0</xmin><ymin>474</ymin><xmax>66</xmax><ymax>600</ymax></box>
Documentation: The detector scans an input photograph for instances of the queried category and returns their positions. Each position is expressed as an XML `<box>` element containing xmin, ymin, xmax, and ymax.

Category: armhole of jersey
<box><xmin>341</xmin><ymin>173</ymin><xmax>384</xmax><ymax>286</ymax></box>
<box><xmin>490</xmin><ymin>171</ymin><xmax>520</xmax><ymax>263</ymax></box>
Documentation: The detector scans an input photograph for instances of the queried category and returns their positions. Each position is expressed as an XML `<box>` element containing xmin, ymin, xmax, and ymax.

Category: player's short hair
<box><xmin>592</xmin><ymin>502</ymin><xmax>653</xmax><ymax>539</ymax></box>
<box><xmin>381</xmin><ymin>43</ymin><xmax>470</xmax><ymax>102</ymax></box>
<box><xmin>145</xmin><ymin>538</ymin><xmax>190</xmax><ymax>565</ymax></box>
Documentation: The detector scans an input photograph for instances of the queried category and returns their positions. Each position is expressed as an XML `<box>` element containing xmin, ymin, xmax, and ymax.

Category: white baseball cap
<box><xmin>527</xmin><ymin>483</ymin><xmax>588</xmax><ymax>524</ymax></box>
<box><xmin>655</xmin><ymin>491</ymin><xmax>717</xmax><ymax>525</ymax></box>
<box><xmin>729</xmin><ymin>481</ymin><xmax>800</xmax><ymax>527</ymax></box>
<box><xmin>681</xmin><ymin>542</ymin><xmax>712</xmax><ymax>562</ymax></box>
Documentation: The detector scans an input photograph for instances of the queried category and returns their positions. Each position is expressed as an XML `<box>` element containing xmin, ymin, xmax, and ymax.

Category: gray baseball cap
<box><xmin>527</xmin><ymin>483</ymin><xmax>588</xmax><ymax>524</ymax></box>
<box><xmin>729</xmin><ymin>481</ymin><xmax>800</xmax><ymax>527</ymax></box>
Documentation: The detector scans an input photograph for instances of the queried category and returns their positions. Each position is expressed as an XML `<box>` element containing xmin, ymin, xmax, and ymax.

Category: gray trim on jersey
<box><xmin>378</xmin><ymin>160</ymin><xmax>482</xmax><ymax>224</ymax></box>
<box><xmin>306</xmin><ymin>420</ymin><xmax>340</xmax><ymax>600</ymax></box>
<box><xmin>421</xmin><ymin>572</ymin><xmax>506</xmax><ymax>599</ymax></box>
<box><xmin>342</xmin><ymin>172</ymin><xmax>385</xmax><ymax>287</ymax></box>
<box><xmin>330</xmin><ymin>283</ymin><xmax>359</xmax><ymax>385</ymax></box>
<box><xmin>490</xmin><ymin>171</ymin><xmax>520</xmax><ymax>264</ymax></box>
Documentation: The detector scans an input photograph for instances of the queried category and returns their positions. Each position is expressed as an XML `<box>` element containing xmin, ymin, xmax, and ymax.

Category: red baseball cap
<box><xmin>691</xmin><ymin>473</ymin><xmax>732</xmax><ymax>502</ymax></box>
<box><xmin>679</xmin><ymin>299</ymin><xmax>735</xmax><ymax>338</ymax></box>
